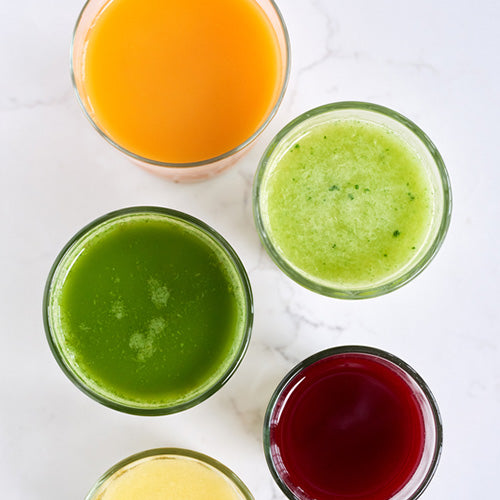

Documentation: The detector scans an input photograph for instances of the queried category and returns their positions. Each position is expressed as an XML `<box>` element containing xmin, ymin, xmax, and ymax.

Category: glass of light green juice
<box><xmin>43</xmin><ymin>207</ymin><xmax>253</xmax><ymax>414</ymax></box>
<box><xmin>254</xmin><ymin>102</ymin><xmax>452</xmax><ymax>298</ymax></box>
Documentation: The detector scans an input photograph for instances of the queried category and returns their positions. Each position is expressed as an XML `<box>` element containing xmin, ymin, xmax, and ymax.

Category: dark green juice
<box><xmin>45</xmin><ymin>208</ymin><xmax>251</xmax><ymax>413</ymax></box>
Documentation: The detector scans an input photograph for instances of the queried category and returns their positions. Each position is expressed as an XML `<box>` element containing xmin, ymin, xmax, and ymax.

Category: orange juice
<box><xmin>77</xmin><ymin>0</ymin><xmax>283</xmax><ymax>164</ymax></box>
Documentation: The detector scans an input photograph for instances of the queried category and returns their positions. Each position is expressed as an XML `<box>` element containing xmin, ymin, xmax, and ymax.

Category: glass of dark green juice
<box><xmin>254</xmin><ymin>102</ymin><xmax>452</xmax><ymax>299</ymax></box>
<box><xmin>43</xmin><ymin>207</ymin><xmax>253</xmax><ymax>415</ymax></box>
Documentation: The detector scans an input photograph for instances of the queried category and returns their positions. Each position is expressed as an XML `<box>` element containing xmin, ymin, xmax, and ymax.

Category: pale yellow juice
<box><xmin>92</xmin><ymin>454</ymin><xmax>248</xmax><ymax>499</ymax></box>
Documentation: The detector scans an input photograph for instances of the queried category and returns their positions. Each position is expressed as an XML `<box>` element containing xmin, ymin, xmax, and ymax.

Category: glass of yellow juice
<box><xmin>86</xmin><ymin>448</ymin><xmax>254</xmax><ymax>499</ymax></box>
<box><xmin>71</xmin><ymin>0</ymin><xmax>290</xmax><ymax>181</ymax></box>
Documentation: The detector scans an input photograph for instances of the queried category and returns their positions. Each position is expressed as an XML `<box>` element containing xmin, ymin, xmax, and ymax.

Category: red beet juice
<box><xmin>264</xmin><ymin>347</ymin><xmax>442</xmax><ymax>500</ymax></box>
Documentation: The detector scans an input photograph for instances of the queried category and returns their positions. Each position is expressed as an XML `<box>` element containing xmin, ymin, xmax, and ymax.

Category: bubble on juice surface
<box><xmin>148</xmin><ymin>278</ymin><xmax>170</xmax><ymax>308</ymax></box>
<box><xmin>111</xmin><ymin>298</ymin><xmax>125</xmax><ymax>320</ymax></box>
<box><xmin>129</xmin><ymin>317</ymin><xmax>167</xmax><ymax>362</ymax></box>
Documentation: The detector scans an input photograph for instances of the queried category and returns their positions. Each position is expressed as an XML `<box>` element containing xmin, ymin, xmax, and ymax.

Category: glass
<box><xmin>85</xmin><ymin>448</ymin><xmax>254</xmax><ymax>499</ymax></box>
<box><xmin>263</xmin><ymin>346</ymin><xmax>443</xmax><ymax>500</ymax></box>
<box><xmin>71</xmin><ymin>0</ymin><xmax>290</xmax><ymax>182</ymax></box>
<box><xmin>43</xmin><ymin>207</ymin><xmax>253</xmax><ymax>415</ymax></box>
<box><xmin>253</xmin><ymin>102</ymin><xmax>452</xmax><ymax>298</ymax></box>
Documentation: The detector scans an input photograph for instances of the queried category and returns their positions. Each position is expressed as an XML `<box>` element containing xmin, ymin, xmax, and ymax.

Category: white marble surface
<box><xmin>1</xmin><ymin>0</ymin><xmax>499</xmax><ymax>498</ymax></box>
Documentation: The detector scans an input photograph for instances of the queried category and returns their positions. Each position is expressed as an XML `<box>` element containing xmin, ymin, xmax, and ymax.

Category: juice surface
<box><xmin>260</xmin><ymin>119</ymin><xmax>434</xmax><ymax>289</ymax></box>
<box><xmin>49</xmin><ymin>212</ymin><xmax>247</xmax><ymax>408</ymax></box>
<box><xmin>81</xmin><ymin>0</ymin><xmax>281</xmax><ymax>163</ymax></box>
<box><xmin>269</xmin><ymin>354</ymin><xmax>425</xmax><ymax>500</ymax></box>
<box><xmin>94</xmin><ymin>455</ymin><xmax>245</xmax><ymax>500</ymax></box>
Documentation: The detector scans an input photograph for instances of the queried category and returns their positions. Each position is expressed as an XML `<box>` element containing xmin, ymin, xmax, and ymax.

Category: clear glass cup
<box><xmin>253</xmin><ymin>102</ymin><xmax>452</xmax><ymax>298</ymax></box>
<box><xmin>71</xmin><ymin>0</ymin><xmax>290</xmax><ymax>182</ymax></box>
<box><xmin>85</xmin><ymin>448</ymin><xmax>254</xmax><ymax>499</ymax></box>
<box><xmin>43</xmin><ymin>207</ymin><xmax>253</xmax><ymax>415</ymax></box>
<box><xmin>263</xmin><ymin>346</ymin><xmax>443</xmax><ymax>500</ymax></box>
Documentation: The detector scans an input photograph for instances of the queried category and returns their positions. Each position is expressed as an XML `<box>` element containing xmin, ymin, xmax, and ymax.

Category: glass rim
<box><xmin>70</xmin><ymin>0</ymin><xmax>291</xmax><ymax>169</ymax></box>
<box><xmin>42</xmin><ymin>206</ymin><xmax>254</xmax><ymax>416</ymax></box>
<box><xmin>253</xmin><ymin>101</ymin><xmax>452</xmax><ymax>299</ymax></box>
<box><xmin>263</xmin><ymin>345</ymin><xmax>443</xmax><ymax>500</ymax></box>
<box><xmin>85</xmin><ymin>447</ymin><xmax>255</xmax><ymax>499</ymax></box>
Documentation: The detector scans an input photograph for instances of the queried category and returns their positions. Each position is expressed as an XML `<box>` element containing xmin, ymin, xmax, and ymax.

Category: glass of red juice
<box><xmin>264</xmin><ymin>346</ymin><xmax>442</xmax><ymax>500</ymax></box>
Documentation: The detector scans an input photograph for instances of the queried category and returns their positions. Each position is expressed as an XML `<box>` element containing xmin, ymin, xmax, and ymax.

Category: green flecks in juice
<box><xmin>50</xmin><ymin>213</ymin><xmax>247</xmax><ymax>408</ymax></box>
<box><xmin>262</xmin><ymin>119</ymin><xmax>434</xmax><ymax>288</ymax></box>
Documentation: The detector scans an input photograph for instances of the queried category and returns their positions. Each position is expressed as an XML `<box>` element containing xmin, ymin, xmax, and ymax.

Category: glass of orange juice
<box><xmin>71</xmin><ymin>0</ymin><xmax>290</xmax><ymax>182</ymax></box>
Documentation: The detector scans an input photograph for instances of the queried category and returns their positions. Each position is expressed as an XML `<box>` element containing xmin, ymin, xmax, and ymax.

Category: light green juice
<box><xmin>259</xmin><ymin>118</ymin><xmax>435</xmax><ymax>290</ymax></box>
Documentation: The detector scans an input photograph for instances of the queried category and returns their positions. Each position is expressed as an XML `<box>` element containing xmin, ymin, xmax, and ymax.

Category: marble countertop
<box><xmin>1</xmin><ymin>0</ymin><xmax>499</xmax><ymax>498</ymax></box>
